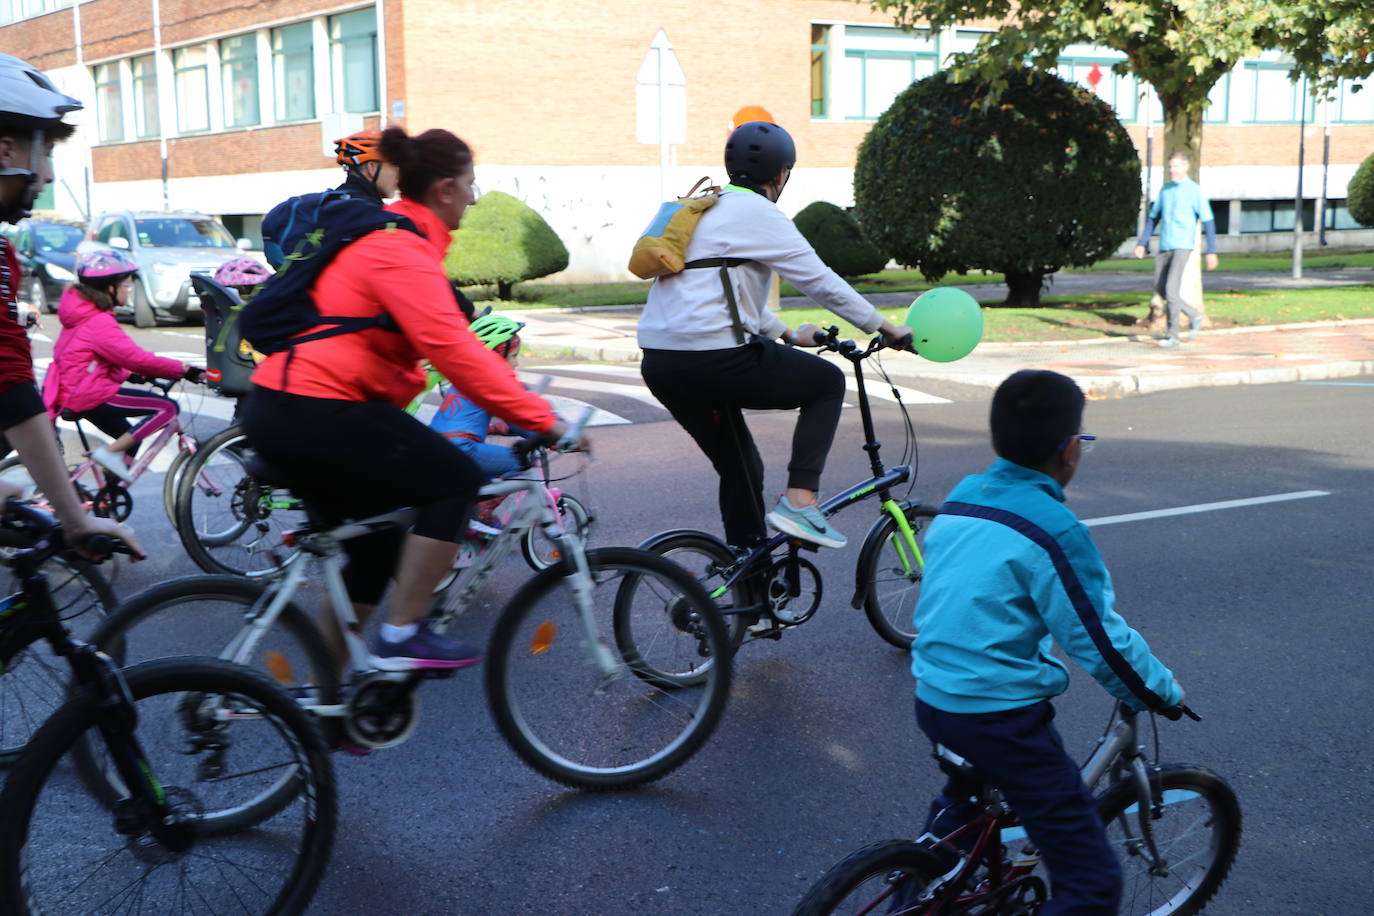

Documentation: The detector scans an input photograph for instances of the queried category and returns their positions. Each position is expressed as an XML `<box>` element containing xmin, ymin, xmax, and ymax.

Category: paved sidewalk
<box><xmin>509</xmin><ymin>268</ymin><xmax>1374</xmax><ymax>398</ymax></box>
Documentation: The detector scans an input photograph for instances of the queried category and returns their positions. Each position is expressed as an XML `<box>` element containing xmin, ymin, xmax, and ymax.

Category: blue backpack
<box><xmin>239</xmin><ymin>191</ymin><xmax>422</xmax><ymax>355</ymax></box>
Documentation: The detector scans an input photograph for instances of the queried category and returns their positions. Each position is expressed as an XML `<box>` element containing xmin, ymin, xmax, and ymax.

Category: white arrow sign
<box><xmin>636</xmin><ymin>29</ymin><xmax>687</xmax><ymax>146</ymax></box>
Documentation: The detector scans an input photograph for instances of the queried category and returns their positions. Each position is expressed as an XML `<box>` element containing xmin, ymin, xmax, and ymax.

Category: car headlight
<box><xmin>46</xmin><ymin>264</ymin><xmax>75</xmax><ymax>282</ymax></box>
<box><xmin>150</xmin><ymin>262</ymin><xmax>178</xmax><ymax>274</ymax></box>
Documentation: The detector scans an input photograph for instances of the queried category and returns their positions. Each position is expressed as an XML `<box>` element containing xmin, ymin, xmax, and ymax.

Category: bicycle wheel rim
<box><xmin>640</xmin><ymin>533</ymin><xmax>748</xmax><ymax>652</ymax></box>
<box><xmin>82</xmin><ymin>576</ymin><xmax>338</xmax><ymax>827</ymax></box>
<box><xmin>521</xmin><ymin>494</ymin><xmax>592</xmax><ymax>571</ymax></box>
<box><xmin>177</xmin><ymin>430</ymin><xmax>305</xmax><ymax>578</ymax></box>
<box><xmin>0</xmin><ymin>657</ymin><xmax>335</xmax><ymax>915</ymax></box>
<box><xmin>486</xmin><ymin>547</ymin><xmax>731</xmax><ymax>789</ymax></box>
<box><xmin>0</xmin><ymin>545</ymin><xmax>115</xmax><ymax>763</ymax></box>
<box><xmin>1098</xmin><ymin>766</ymin><xmax>1241</xmax><ymax>916</ymax></box>
<box><xmin>863</xmin><ymin>508</ymin><xmax>935</xmax><ymax>648</ymax></box>
<box><xmin>793</xmin><ymin>840</ymin><xmax>940</xmax><ymax>916</ymax></box>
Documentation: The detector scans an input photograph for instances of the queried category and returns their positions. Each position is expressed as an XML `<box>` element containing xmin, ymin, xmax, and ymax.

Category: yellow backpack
<box><xmin>628</xmin><ymin>177</ymin><xmax>721</xmax><ymax>279</ymax></box>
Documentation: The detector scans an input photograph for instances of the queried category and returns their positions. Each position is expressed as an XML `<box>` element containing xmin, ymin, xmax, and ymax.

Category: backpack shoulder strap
<box><xmin>683</xmin><ymin>257</ymin><xmax>753</xmax><ymax>345</ymax></box>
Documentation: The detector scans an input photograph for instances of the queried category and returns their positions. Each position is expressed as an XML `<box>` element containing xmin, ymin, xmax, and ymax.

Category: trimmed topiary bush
<box><xmin>855</xmin><ymin>67</ymin><xmax>1141</xmax><ymax>306</ymax></box>
<box><xmin>1349</xmin><ymin>151</ymin><xmax>1374</xmax><ymax>228</ymax></box>
<box><xmin>445</xmin><ymin>191</ymin><xmax>569</xmax><ymax>299</ymax></box>
<box><xmin>793</xmin><ymin>201</ymin><xmax>890</xmax><ymax>277</ymax></box>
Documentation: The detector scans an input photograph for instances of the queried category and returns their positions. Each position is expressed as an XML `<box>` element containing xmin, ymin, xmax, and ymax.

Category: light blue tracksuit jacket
<box><xmin>912</xmin><ymin>458</ymin><xmax>1181</xmax><ymax>714</ymax></box>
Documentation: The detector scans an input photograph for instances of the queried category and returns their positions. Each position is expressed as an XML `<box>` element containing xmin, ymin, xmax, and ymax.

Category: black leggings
<box><xmin>641</xmin><ymin>339</ymin><xmax>845</xmax><ymax>549</ymax></box>
<box><xmin>241</xmin><ymin>386</ymin><xmax>484</xmax><ymax>604</ymax></box>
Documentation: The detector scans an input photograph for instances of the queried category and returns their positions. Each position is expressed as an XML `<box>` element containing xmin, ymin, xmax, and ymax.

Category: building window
<box><xmin>1244</xmin><ymin>64</ymin><xmax>1316</xmax><ymax>123</ymax></box>
<box><xmin>1210</xmin><ymin>201</ymin><xmax>1230</xmax><ymax>235</ymax></box>
<box><xmin>174</xmin><ymin>46</ymin><xmax>210</xmax><ymax>133</ymax></box>
<box><xmin>841</xmin><ymin>25</ymin><xmax>939</xmax><ymax>120</ymax></box>
<box><xmin>93</xmin><ymin>63</ymin><xmax>123</xmax><ymax>143</ymax></box>
<box><xmin>1332</xmin><ymin>80</ymin><xmax>1374</xmax><ymax>123</ymax></box>
<box><xmin>1203</xmin><ymin>74</ymin><xmax>1229</xmax><ymax>123</ymax></box>
<box><xmin>1055</xmin><ymin>57</ymin><xmax>1140</xmax><ymax>121</ymax></box>
<box><xmin>131</xmin><ymin>55</ymin><xmax>159</xmax><ymax>138</ymax></box>
<box><xmin>811</xmin><ymin>25</ymin><xmax>830</xmax><ymax>118</ymax></box>
<box><xmin>1240</xmin><ymin>199</ymin><xmax>1317</xmax><ymax>233</ymax></box>
<box><xmin>1322</xmin><ymin>200</ymin><xmax>1362</xmax><ymax>230</ymax></box>
<box><xmin>331</xmin><ymin>8</ymin><xmax>379</xmax><ymax>113</ymax></box>
<box><xmin>220</xmin><ymin>34</ymin><xmax>260</xmax><ymax>128</ymax></box>
<box><xmin>273</xmin><ymin>22</ymin><xmax>315</xmax><ymax>122</ymax></box>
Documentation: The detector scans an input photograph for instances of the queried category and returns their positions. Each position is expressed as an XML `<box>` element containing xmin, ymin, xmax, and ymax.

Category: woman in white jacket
<box><xmin>637</xmin><ymin>121</ymin><xmax>910</xmax><ymax>552</ymax></box>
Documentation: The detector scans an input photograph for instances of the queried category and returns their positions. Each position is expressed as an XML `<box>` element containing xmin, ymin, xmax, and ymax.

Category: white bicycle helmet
<box><xmin>0</xmin><ymin>53</ymin><xmax>82</xmax><ymax>222</ymax></box>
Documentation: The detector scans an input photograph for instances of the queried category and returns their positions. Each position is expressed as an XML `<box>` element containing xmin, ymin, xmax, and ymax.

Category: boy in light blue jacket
<box><xmin>911</xmin><ymin>369</ymin><xmax>1185</xmax><ymax>916</ymax></box>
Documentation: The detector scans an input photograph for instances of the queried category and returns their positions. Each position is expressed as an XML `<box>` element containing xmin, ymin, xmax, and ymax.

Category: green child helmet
<box><xmin>470</xmin><ymin>312</ymin><xmax>524</xmax><ymax>355</ymax></box>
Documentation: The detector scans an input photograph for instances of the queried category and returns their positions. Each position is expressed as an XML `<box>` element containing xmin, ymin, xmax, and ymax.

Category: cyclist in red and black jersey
<box><xmin>0</xmin><ymin>53</ymin><xmax>140</xmax><ymax>556</ymax></box>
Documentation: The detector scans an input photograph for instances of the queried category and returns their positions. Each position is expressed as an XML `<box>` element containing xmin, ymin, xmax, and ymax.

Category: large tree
<box><xmin>868</xmin><ymin>0</ymin><xmax>1374</xmax><ymax>321</ymax></box>
<box><xmin>855</xmin><ymin>67</ymin><xmax>1141</xmax><ymax>306</ymax></box>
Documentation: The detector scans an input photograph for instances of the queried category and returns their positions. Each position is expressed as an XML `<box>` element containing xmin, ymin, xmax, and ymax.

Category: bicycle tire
<box><xmin>792</xmin><ymin>839</ymin><xmax>944</xmax><ymax>916</ymax></box>
<box><xmin>175</xmin><ymin>426</ymin><xmax>305</xmax><ymax>578</ymax></box>
<box><xmin>629</xmin><ymin>530</ymin><xmax>750</xmax><ymax>655</ymax></box>
<box><xmin>520</xmin><ymin>492</ymin><xmax>594</xmax><ymax>571</ymax></box>
<box><xmin>859</xmin><ymin>505</ymin><xmax>937</xmax><ymax>650</ymax></box>
<box><xmin>0</xmin><ymin>532</ymin><xmax>118</xmax><ymax>765</ymax></box>
<box><xmin>1096</xmin><ymin>764</ymin><xmax>1242</xmax><ymax>916</ymax></box>
<box><xmin>0</xmin><ymin>657</ymin><xmax>336</xmax><ymax>915</ymax></box>
<box><xmin>84</xmin><ymin>574</ymin><xmax>339</xmax><ymax>826</ymax></box>
<box><xmin>162</xmin><ymin>445</ymin><xmax>193</xmax><ymax>529</ymax></box>
<box><xmin>485</xmin><ymin>546</ymin><xmax>731</xmax><ymax>790</ymax></box>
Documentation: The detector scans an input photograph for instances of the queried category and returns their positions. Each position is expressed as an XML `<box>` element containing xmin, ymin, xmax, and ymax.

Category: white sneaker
<box><xmin>90</xmin><ymin>445</ymin><xmax>134</xmax><ymax>484</ymax></box>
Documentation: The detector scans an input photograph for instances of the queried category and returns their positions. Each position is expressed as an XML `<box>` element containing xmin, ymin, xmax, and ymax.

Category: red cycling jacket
<box><xmin>0</xmin><ymin>237</ymin><xmax>34</xmax><ymax>395</ymax></box>
<box><xmin>250</xmin><ymin>197</ymin><xmax>556</xmax><ymax>434</ymax></box>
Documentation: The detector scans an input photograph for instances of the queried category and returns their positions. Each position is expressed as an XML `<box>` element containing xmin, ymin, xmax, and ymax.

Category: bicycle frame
<box><xmin>68</xmin><ymin>416</ymin><xmax>194</xmax><ymax>490</ymax></box>
<box><xmin>705</xmin><ymin>331</ymin><xmax>925</xmax><ymax>612</ymax></box>
<box><xmin>225</xmin><ymin>475</ymin><xmax>617</xmax><ymax>717</ymax></box>
<box><xmin>920</xmin><ymin>704</ymin><xmax>1166</xmax><ymax>913</ymax></box>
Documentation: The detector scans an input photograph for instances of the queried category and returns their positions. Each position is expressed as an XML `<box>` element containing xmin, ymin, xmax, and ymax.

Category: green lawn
<box><xmin>469</xmin><ymin>247</ymin><xmax>1374</xmax><ymax>320</ymax></box>
<box><xmin>776</xmin><ymin>284</ymin><xmax>1374</xmax><ymax>344</ymax></box>
<box><xmin>1075</xmin><ymin>247</ymin><xmax>1374</xmax><ymax>274</ymax></box>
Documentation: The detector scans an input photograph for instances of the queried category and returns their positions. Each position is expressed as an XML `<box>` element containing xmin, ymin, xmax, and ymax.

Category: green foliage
<box><xmin>854</xmin><ymin>68</ymin><xmax>1140</xmax><ymax>303</ymax></box>
<box><xmin>444</xmin><ymin>191</ymin><xmax>569</xmax><ymax>297</ymax></box>
<box><xmin>792</xmin><ymin>201</ymin><xmax>890</xmax><ymax>277</ymax></box>
<box><xmin>1349</xmin><ymin>151</ymin><xmax>1374</xmax><ymax>228</ymax></box>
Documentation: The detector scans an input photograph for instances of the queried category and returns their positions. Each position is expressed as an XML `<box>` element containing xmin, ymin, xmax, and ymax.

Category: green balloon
<box><xmin>904</xmin><ymin>287</ymin><xmax>984</xmax><ymax>362</ymax></box>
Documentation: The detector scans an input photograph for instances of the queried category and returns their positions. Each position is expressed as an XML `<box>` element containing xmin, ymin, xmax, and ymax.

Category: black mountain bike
<box><xmin>0</xmin><ymin>500</ymin><xmax>336</xmax><ymax>915</ymax></box>
<box><xmin>632</xmin><ymin>326</ymin><xmax>935</xmax><ymax>653</ymax></box>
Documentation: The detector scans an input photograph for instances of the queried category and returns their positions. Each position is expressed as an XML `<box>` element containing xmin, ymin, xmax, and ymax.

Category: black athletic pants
<box><xmin>241</xmin><ymin>386</ymin><xmax>484</xmax><ymax>604</ymax></box>
<box><xmin>640</xmin><ymin>338</ymin><xmax>845</xmax><ymax>549</ymax></box>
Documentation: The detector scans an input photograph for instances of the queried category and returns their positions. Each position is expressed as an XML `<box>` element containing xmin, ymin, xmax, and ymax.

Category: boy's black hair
<box><xmin>0</xmin><ymin>119</ymin><xmax>75</xmax><ymax>142</ymax></box>
<box><xmin>990</xmin><ymin>369</ymin><xmax>1085</xmax><ymax>469</ymax></box>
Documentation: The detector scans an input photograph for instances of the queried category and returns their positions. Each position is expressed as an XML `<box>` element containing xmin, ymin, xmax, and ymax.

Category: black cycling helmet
<box><xmin>724</xmin><ymin>121</ymin><xmax>796</xmax><ymax>187</ymax></box>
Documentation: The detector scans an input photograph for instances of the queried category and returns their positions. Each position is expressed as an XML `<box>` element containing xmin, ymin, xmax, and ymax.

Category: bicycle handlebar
<box><xmin>1</xmin><ymin>498</ymin><xmax>137</xmax><ymax>563</ymax></box>
<box><xmin>811</xmin><ymin>325</ymin><xmax>913</xmax><ymax>358</ymax></box>
<box><xmin>1158</xmin><ymin>703</ymin><xmax>1201</xmax><ymax>722</ymax></box>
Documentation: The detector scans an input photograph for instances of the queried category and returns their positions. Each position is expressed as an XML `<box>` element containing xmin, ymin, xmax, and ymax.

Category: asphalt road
<box><xmin>10</xmin><ymin>323</ymin><xmax>1373</xmax><ymax>914</ymax></box>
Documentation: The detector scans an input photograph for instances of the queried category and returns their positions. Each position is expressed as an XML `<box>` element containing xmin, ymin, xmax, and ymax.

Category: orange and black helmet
<box><xmin>334</xmin><ymin>129</ymin><xmax>383</xmax><ymax>168</ymax></box>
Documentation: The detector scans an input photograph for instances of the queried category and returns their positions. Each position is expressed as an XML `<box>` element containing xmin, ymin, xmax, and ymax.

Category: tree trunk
<box><xmin>1002</xmin><ymin>270</ymin><xmax>1045</xmax><ymax>307</ymax></box>
<box><xmin>1143</xmin><ymin>102</ymin><xmax>1207</xmax><ymax>331</ymax></box>
<box><xmin>497</xmin><ymin>280</ymin><xmax>514</xmax><ymax>300</ymax></box>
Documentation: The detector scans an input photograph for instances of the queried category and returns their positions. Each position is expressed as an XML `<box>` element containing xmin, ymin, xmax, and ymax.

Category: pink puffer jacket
<box><xmin>42</xmin><ymin>288</ymin><xmax>186</xmax><ymax>415</ymax></box>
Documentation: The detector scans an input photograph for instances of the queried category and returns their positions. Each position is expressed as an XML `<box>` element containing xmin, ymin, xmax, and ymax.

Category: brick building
<box><xmin>7</xmin><ymin>0</ymin><xmax>1373</xmax><ymax>280</ymax></box>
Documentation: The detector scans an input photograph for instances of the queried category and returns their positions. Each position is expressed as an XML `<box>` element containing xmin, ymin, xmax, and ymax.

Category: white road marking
<box><xmin>1083</xmin><ymin>490</ymin><xmax>1330</xmax><ymax>527</ymax></box>
<box><xmin>517</xmin><ymin>372</ymin><xmax>667</xmax><ymax>410</ymax></box>
<box><xmin>845</xmin><ymin>377</ymin><xmax>950</xmax><ymax>405</ymax></box>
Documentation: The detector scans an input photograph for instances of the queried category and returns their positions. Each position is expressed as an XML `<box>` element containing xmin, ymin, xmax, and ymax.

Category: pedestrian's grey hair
<box><xmin>1167</xmin><ymin>150</ymin><xmax>1192</xmax><ymax>166</ymax></box>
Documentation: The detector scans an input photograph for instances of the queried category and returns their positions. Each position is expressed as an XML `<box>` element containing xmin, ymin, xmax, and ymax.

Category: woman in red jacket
<box><xmin>42</xmin><ymin>247</ymin><xmax>204</xmax><ymax>483</ymax></box>
<box><xmin>243</xmin><ymin>126</ymin><xmax>570</xmax><ymax>669</ymax></box>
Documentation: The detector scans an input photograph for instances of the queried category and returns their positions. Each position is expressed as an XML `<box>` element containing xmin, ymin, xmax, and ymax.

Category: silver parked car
<box><xmin>87</xmin><ymin>210</ymin><xmax>261</xmax><ymax>327</ymax></box>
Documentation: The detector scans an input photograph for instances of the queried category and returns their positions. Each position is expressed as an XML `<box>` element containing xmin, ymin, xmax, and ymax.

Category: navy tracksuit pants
<box><xmin>916</xmin><ymin>698</ymin><xmax>1122</xmax><ymax>915</ymax></box>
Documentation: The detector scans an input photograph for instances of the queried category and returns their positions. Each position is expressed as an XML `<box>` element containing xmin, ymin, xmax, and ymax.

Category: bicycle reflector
<box><xmin>905</xmin><ymin>287</ymin><xmax>983</xmax><ymax>362</ymax></box>
<box><xmin>529</xmin><ymin>621</ymin><xmax>558</xmax><ymax>656</ymax></box>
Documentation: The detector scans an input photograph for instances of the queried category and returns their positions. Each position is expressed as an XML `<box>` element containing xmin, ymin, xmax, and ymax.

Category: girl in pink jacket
<box><xmin>42</xmin><ymin>248</ymin><xmax>204</xmax><ymax>482</ymax></box>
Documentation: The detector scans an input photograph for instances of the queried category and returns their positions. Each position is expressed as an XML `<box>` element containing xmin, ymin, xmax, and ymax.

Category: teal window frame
<box><xmin>93</xmin><ymin>62</ymin><xmax>123</xmax><ymax>143</ymax></box>
<box><xmin>811</xmin><ymin>25</ymin><xmax>829</xmax><ymax>119</ymax></box>
<box><xmin>131</xmin><ymin>55</ymin><xmax>160</xmax><ymax>139</ymax></box>
<box><xmin>1331</xmin><ymin>80</ymin><xmax>1374</xmax><ymax>124</ymax></box>
<box><xmin>844</xmin><ymin>49</ymin><xmax>939</xmax><ymax>121</ymax></box>
<box><xmin>330</xmin><ymin>8</ymin><xmax>379</xmax><ymax>114</ymax></box>
<box><xmin>272</xmin><ymin>22</ymin><xmax>315</xmax><ymax>123</ymax></box>
<box><xmin>220</xmin><ymin>34</ymin><xmax>261</xmax><ymax>129</ymax></box>
<box><xmin>173</xmin><ymin>46</ymin><xmax>211</xmax><ymax>134</ymax></box>
<box><xmin>1244</xmin><ymin>63</ymin><xmax>1316</xmax><ymax>124</ymax></box>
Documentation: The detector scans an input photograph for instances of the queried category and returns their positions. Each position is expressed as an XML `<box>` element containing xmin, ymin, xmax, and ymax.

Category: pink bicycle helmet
<box><xmin>75</xmin><ymin>247</ymin><xmax>137</xmax><ymax>284</ymax></box>
<box><xmin>213</xmin><ymin>258</ymin><xmax>273</xmax><ymax>288</ymax></box>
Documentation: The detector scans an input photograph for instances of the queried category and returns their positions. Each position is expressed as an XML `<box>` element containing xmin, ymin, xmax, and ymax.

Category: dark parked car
<box><xmin>9</xmin><ymin>218</ymin><xmax>85</xmax><ymax>314</ymax></box>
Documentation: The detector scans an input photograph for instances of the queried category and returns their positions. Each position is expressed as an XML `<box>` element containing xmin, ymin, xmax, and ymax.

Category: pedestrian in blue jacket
<box><xmin>912</xmin><ymin>369</ymin><xmax>1185</xmax><ymax>916</ymax></box>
